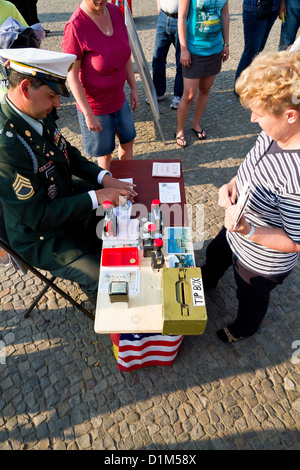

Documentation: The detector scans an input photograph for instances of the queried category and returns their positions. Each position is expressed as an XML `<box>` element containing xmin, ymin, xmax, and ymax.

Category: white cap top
<box><xmin>0</xmin><ymin>47</ymin><xmax>76</xmax><ymax>78</ymax></box>
<box><xmin>0</xmin><ymin>48</ymin><xmax>77</xmax><ymax>96</ymax></box>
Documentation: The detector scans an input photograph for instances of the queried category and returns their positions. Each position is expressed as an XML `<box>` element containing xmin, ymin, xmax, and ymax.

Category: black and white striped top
<box><xmin>227</xmin><ymin>131</ymin><xmax>300</xmax><ymax>276</ymax></box>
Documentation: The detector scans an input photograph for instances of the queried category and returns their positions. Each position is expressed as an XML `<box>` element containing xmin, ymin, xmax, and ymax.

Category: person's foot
<box><xmin>145</xmin><ymin>95</ymin><xmax>165</xmax><ymax>104</ymax></box>
<box><xmin>217</xmin><ymin>326</ymin><xmax>243</xmax><ymax>343</ymax></box>
<box><xmin>170</xmin><ymin>96</ymin><xmax>181</xmax><ymax>109</ymax></box>
<box><xmin>192</xmin><ymin>127</ymin><xmax>206</xmax><ymax>140</ymax></box>
<box><xmin>174</xmin><ymin>133</ymin><xmax>187</xmax><ymax>148</ymax></box>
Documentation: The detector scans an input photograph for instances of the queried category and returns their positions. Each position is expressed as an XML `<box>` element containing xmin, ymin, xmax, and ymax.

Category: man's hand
<box><xmin>95</xmin><ymin>187</ymin><xmax>133</xmax><ymax>207</ymax></box>
<box><xmin>99</xmin><ymin>174</ymin><xmax>138</xmax><ymax>205</ymax></box>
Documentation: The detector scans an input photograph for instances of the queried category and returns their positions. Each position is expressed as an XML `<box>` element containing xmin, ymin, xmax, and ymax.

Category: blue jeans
<box><xmin>77</xmin><ymin>100</ymin><xmax>136</xmax><ymax>157</ymax></box>
<box><xmin>234</xmin><ymin>9</ymin><xmax>278</xmax><ymax>85</ymax></box>
<box><xmin>279</xmin><ymin>0</ymin><xmax>300</xmax><ymax>50</ymax></box>
<box><xmin>152</xmin><ymin>10</ymin><xmax>183</xmax><ymax>98</ymax></box>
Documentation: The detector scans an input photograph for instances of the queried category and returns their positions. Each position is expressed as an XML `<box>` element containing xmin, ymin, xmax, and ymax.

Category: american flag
<box><xmin>110</xmin><ymin>333</ymin><xmax>183</xmax><ymax>371</ymax></box>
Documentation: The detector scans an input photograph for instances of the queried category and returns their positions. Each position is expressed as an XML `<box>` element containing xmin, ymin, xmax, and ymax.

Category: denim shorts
<box><xmin>77</xmin><ymin>99</ymin><xmax>136</xmax><ymax>157</ymax></box>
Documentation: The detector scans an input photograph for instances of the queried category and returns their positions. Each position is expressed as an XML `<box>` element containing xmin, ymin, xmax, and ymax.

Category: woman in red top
<box><xmin>62</xmin><ymin>0</ymin><xmax>139</xmax><ymax>170</ymax></box>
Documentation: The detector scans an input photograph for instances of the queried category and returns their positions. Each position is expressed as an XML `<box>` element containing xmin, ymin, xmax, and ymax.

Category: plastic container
<box><xmin>102</xmin><ymin>247</ymin><xmax>139</xmax><ymax>267</ymax></box>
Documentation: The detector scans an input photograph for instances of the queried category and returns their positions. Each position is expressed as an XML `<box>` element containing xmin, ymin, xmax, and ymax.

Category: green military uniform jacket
<box><xmin>0</xmin><ymin>98</ymin><xmax>103</xmax><ymax>271</ymax></box>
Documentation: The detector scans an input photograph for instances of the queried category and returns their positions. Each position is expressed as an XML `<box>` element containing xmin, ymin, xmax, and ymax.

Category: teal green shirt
<box><xmin>187</xmin><ymin>0</ymin><xmax>227</xmax><ymax>56</ymax></box>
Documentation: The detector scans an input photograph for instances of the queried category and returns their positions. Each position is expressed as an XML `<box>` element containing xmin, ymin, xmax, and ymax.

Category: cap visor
<box><xmin>41</xmin><ymin>78</ymin><xmax>70</xmax><ymax>97</ymax></box>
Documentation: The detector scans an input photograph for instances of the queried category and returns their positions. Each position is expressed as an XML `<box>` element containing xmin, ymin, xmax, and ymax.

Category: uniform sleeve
<box><xmin>0</xmin><ymin>137</ymin><xmax>93</xmax><ymax>234</ymax></box>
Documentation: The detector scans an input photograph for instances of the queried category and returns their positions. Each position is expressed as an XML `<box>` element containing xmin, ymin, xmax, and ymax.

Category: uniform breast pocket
<box><xmin>42</xmin><ymin>164</ymin><xmax>58</xmax><ymax>200</ymax></box>
<box><xmin>39</xmin><ymin>160</ymin><xmax>72</xmax><ymax>199</ymax></box>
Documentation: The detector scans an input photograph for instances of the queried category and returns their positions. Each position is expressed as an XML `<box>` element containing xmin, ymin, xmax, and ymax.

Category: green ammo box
<box><xmin>161</xmin><ymin>267</ymin><xmax>207</xmax><ymax>335</ymax></box>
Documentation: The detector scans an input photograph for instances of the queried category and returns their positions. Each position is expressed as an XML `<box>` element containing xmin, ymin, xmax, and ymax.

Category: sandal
<box><xmin>217</xmin><ymin>326</ymin><xmax>243</xmax><ymax>343</ymax></box>
<box><xmin>175</xmin><ymin>133</ymin><xmax>187</xmax><ymax>148</ymax></box>
<box><xmin>192</xmin><ymin>127</ymin><xmax>206</xmax><ymax>140</ymax></box>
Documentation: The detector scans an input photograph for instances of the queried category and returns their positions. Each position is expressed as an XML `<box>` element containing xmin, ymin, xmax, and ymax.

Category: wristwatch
<box><xmin>223</xmin><ymin>44</ymin><xmax>229</xmax><ymax>47</ymax></box>
<box><xmin>244</xmin><ymin>223</ymin><xmax>256</xmax><ymax>239</ymax></box>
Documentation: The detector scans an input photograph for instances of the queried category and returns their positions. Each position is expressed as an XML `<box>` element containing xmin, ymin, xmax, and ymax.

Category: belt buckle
<box><xmin>162</xmin><ymin>9</ymin><xmax>177</xmax><ymax>19</ymax></box>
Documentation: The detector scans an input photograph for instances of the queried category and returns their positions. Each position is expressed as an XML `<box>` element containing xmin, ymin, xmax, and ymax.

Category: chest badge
<box><xmin>48</xmin><ymin>184</ymin><xmax>57</xmax><ymax>200</ymax></box>
<box><xmin>54</xmin><ymin>129</ymin><xmax>60</xmax><ymax>146</ymax></box>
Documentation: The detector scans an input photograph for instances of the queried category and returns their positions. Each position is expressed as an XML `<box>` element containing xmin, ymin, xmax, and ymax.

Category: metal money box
<box><xmin>161</xmin><ymin>267</ymin><xmax>207</xmax><ymax>335</ymax></box>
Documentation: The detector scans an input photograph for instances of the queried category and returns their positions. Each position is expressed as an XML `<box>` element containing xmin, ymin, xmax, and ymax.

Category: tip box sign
<box><xmin>191</xmin><ymin>277</ymin><xmax>205</xmax><ymax>307</ymax></box>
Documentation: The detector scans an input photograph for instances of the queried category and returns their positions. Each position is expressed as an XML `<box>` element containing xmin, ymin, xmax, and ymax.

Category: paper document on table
<box><xmin>152</xmin><ymin>162</ymin><xmax>181</xmax><ymax>178</ymax></box>
<box><xmin>159</xmin><ymin>182</ymin><xmax>181</xmax><ymax>203</ymax></box>
<box><xmin>99</xmin><ymin>267</ymin><xmax>140</xmax><ymax>295</ymax></box>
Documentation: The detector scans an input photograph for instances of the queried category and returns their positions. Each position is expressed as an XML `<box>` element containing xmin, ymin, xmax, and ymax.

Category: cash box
<box><xmin>161</xmin><ymin>267</ymin><xmax>207</xmax><ymax>335</ymax></box>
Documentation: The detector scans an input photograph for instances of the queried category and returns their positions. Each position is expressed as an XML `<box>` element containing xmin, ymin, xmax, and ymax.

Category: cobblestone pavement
<box><xmin>0</xmin><ymin>0</ymin><xmax>299</xmax><ymax>452</ymax></box>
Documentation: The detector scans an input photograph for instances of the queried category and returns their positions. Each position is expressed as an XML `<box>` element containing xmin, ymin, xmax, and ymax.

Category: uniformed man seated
<box><xmin>0</xmin><ymin>48</ymin><xmax>137</xmax><ymax>303</ymax></box>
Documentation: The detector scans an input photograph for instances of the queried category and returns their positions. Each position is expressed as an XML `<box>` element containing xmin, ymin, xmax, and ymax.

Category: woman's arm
<box><xmin>67</xmin><ymin>59</ymin><xmax>102</xmax><ymax>132</ymax></box>
<box><xmin>126</xmin><ymin>58</ymin><xmax>139</xmax><ymax>112</ymax></box>
<box><xmin>178</xmin><ymin>0</ymin><xmax>191</xmax><ymax>68</ymax></box>
<box><xmin>225</xmin><ymin>206</ymin><xmax>300</xmax><ymax>253</ymax></box>
<box><xmin>221</xmin><ymin>1</ymin><xmax>230</xmax><ymax>62</ymax></box>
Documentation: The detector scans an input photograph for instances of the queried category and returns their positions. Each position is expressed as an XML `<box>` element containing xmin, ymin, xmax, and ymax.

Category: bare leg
<box><xmin>192</xmin><ymin>75</ymin><xmax>216</xmax><ymax>135</ymax></box>
<box><xmin>176</xmin><ymin>77</ymin><xmax>199</xmax><ymax>146</ymax></box>
<box><xmin>97</xmin><ymin>154</ymin><xmax>112</xmax><ymax>170</ymax></box>
<box><xmin>118</xmin><ymin>140</ymin><xmax>134</xmax><ymax>161</ymax></box>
